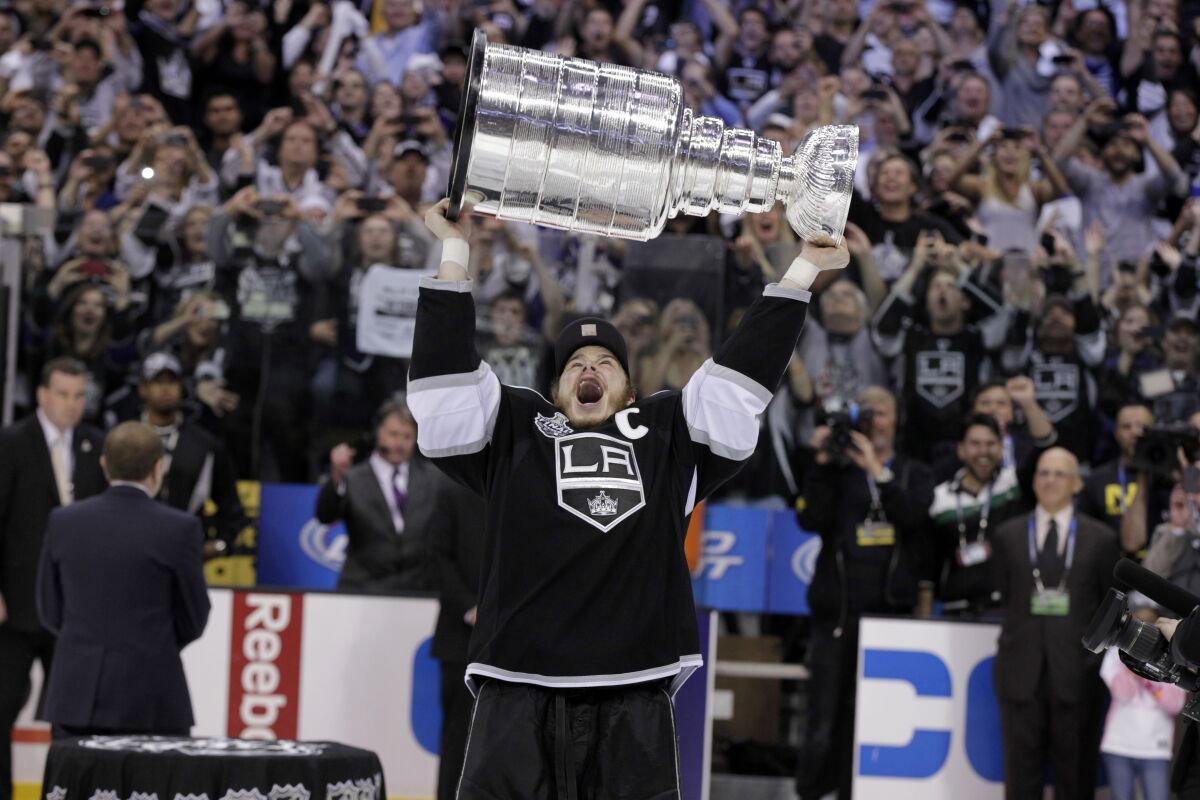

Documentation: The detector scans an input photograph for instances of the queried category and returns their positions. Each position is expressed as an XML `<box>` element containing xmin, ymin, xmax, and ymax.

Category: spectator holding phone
<box><xmin>639</xmin><ymin>298</ymin><xmax>712</xmax><ymax>394</ymax></box>
<box><xmin>1054</xmin><ymin>101</ymin><xmax>1188</xmax><ymax>285</ymax></box>
<box><xmin>1004</xmin><ymin>238</ymin><xmax>1107</xmax><ymax>465</ymax></box>
<box><xmin>34</xmin><ymin>284</ymin><xmax>135</xmax><ymax>426</ymax></box>
<box><xmin>946</xmin><ymin>125</ymin><xmax>1069</xmax><ymax>251</ymax></box>
<box><xmin>58</xmin><ymin>147</ymin><xmax>119</xmax><ymax>212</ymax></box>
<box><xmin>206</xmin><ymin>186</ymin><xmax>328</xmax><ymax>481</ymax></box>
<box><xmin>190</xmin><ymin>0</ymin><xmax>275</xmax><ymax>130</ymax></box>
<box><xmin>988</xmin><ymin>4</ymin><xmax>1057</xmax><ymax>127</ymax></box>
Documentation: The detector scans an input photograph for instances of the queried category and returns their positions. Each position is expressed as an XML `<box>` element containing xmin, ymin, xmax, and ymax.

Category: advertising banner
<box><xmin>14</xmin><ymin>591</ymin><xmax>713</xmax><ymax>800</ymax></box>
<box><xmin>853</xmin><ymin>617</ymin><xmax>1004</xmax><ymax>799</ymax></box>
<box><xmin>690</xmin><ymin>507</ymin><xmax>820</xmax><ymax>615</ymax></box>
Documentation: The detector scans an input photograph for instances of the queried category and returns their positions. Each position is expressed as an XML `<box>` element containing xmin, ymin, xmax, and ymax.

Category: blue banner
<box><xmin>690</xmin><ymin>506</ymin><xmax>771</xmax><ymax>612</ymax></box>
<box><xmin>766</xmin><ymin>511</ymin><xmax>820</xmax><ymax>615</ymax></box>
<box><xmin>691</xmin><ymin>506</ymin><xmax>821</xmax><ymax>615</ymax></box>
<box><xmin>256</xmin><ymin>483</ymin><xmax>346</xmax><ymax>590</ymax></box>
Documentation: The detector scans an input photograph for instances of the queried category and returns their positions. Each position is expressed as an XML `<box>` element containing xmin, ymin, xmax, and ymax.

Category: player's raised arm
<box><xmin>682</xmin><ymin>238</ymin><xmax>849</xmax><ymax>490</ymax></box>
<box><xmin>408</xmin><ymin>200</ymin><xmax>501</xmax><ymax>471</ymax></box>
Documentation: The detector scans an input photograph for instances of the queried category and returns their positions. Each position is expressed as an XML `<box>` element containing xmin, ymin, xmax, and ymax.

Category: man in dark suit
<box><xmin>0</xmin><ymin>358</ymin><xmax>105</xmax><ymax>800</ymax></box>
<box><xmin>991</xmin><ymin>447</ymin><xmax>1120</xmax><ymax>800</ymax></box>
<box><xmin>316</xmin><ymin>399</ymin><xmax>435</xmax><ymax>593</ymax></box>
<box><xmin>429</xmin><ymin>476</ymin><xmax>486</xmax><ymax>800</ymax></box>
<box><xmin>139</xmin><ymin>352</ymin><xmax>247</xmax><ymax>557</ymax></box>
<box><xmin>36</xmin><ymin>422</ymin><xmax>210</xmax><ymax>738</ymax></box>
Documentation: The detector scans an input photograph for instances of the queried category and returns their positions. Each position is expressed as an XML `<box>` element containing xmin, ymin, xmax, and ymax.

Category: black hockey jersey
<box><xmin>408</xmin><ymin>277</ymin><xmax>811</xmax><ymax>694</ymax></box>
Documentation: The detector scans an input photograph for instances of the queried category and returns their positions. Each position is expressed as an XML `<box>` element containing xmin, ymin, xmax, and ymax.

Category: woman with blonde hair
<box><xmin>945</xmin><ymin>126</ymin><xmax>1069</xmax><ymax>252</ymax></box>
<box><xmin>638</xmin><ymin>298</ymin><xmax>712</xmax><ymax>395</ymax></box>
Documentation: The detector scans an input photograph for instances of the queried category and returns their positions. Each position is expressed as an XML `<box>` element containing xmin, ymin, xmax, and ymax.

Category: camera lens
<box><xmin>1116</xmin><ymin>617</ymin><xmax>1167</xmax><ymax>663</ymax></box>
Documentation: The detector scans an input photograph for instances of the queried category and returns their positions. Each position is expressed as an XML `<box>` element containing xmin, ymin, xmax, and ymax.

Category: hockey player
<box><xmin>410</xmin><ymin>198</ymin><xmax>848</xmax><ymax>799</ymax></box>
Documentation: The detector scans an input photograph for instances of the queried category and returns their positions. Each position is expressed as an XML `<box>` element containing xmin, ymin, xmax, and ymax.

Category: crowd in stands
<box><xmin>2</xmin><ymin>0</ymin><xmax>1200</xmax><ymax>792</ymax></box>
<box><xmin>0</xmin><ymin>0</ymin><xmax>1195</xmax><ymax>483</ymax></box>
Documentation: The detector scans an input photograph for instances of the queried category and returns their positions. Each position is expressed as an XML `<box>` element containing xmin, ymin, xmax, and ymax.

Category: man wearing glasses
<box><xmin>990</xmin><ymin>447</ymin><xmax>1119</xmax><ymax>800</ymax></box>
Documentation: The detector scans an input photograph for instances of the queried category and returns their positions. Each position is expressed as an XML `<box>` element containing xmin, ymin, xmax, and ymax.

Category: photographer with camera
<box><xmin>991</xmin><ymin>447</ymin><xmax>1119</xmax><ymax>800</ymax></box>
<box><xmin>206</xmin><ymin>185</ymin><xmax>329</xmax><ymax>481</ymax></box>
<box><xmin>796</xmin><ymin>385</ymin><xmax>934</xmax><ymax>800</ymax></box>
<box><xmin>1079</xmin><ymin>403</ymin><xmax>1174</xmax><ymax>556</ymax></box>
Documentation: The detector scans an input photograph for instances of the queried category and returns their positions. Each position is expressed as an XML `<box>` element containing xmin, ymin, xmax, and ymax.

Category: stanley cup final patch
<box><xmin>554</xmin><ymin>433</ymin><xmax>646</xmax><ymax>532</ymax></box>
<box><xmin>536</xmin><ymin>412</ymin><xmax>575</xmax><ymax>439</ymax></box>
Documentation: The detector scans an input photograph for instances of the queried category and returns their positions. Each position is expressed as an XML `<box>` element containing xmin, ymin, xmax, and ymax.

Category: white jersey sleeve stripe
<box><xmin>410</xmin><ymin>361</ymin><xmax>502</xmax><ymax>457</ymax></box>
<box><xmin>682</xmin><ymin>359</ymin><xmax>769</xmax><ymax>462</ymax></box>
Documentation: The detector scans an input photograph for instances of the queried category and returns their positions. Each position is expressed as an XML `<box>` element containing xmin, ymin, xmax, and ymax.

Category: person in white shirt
<box><xmin>1099</xmin><ymin>612</ymin><xmax>1185</xmax><ymax>800</ymax></box>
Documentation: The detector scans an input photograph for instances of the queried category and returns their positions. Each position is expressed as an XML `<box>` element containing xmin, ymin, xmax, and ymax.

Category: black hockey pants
<box><xmin>455</xmin><ymin>678</ymin><xmax>681</xmax><ymax>800</ymax></box>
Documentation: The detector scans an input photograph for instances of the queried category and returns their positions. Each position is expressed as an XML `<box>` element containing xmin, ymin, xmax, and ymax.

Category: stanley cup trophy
<box><xmin>446</xmin><ymin>29</ymin><xmax>858</xmax><ymax>244</ymax></box>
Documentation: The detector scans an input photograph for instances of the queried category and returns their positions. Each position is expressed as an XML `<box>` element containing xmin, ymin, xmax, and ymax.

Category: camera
<box><xmin>817</xmin><ymin>403</ymin><xmax>875</xmax><ymax>468</ymax></box>
<box><xmin>1041</xmin><ymin>264</ymin><xmax>1075</xmax><ymax>295</ymax></box>
<box><xmin>356</xmin><ymin>196</ymin><xmax>388</xmax><ymax>213</ymax></box>
<box><xmin>1083</xmin><ymin>588</ymin><xmax>1200</xmax><ymax>720</ymax></box>
<box><xmin>1130</xmin><ymin>424</ymin><xmax>1200</xmax><ymax>481</ymax></box>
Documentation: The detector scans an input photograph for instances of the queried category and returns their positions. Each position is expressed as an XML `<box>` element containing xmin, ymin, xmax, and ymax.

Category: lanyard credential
<box><xmin>955</xmin><ymin>478</ymin><xmax>994</xmax><ymax>547</ymax></box>
<box><xmin>1117</xmin><ymin>464</ymin><xmax>1129</xmax><ymax>514</ymax></box>
<box><xmin>1027</xmin><ymin>515</ymin><xmax>1077</xmax><ymax>591</ymax></box>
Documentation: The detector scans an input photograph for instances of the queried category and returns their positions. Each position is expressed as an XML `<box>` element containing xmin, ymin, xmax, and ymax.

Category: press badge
<box><xmin>956</xmin><ymin>541</ymin><xmax>991</xmax><ymax>567</ymax></box>
<box><xmin>856</xmin><ymin>521</ymin><xmax>896</xmax><ymax>547</ymax></box>
<box><xmin>1031</xmin><ymin>588</ymin><xmax>1070</xmax><ymax>616</ymax></box>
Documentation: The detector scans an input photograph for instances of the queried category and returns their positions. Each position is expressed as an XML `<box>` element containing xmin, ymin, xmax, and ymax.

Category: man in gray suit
<box><xmin>316</xmin><ymin>399</ymin><xmax>435</xmax><ymax>593</ymax></box>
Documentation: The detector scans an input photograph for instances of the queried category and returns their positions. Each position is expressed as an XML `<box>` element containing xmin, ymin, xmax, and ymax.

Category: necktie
<box><xmin>1039</xmin><ymin>518</ymin><xmax>1061</xmax><ymax>587</ymax></box>
<box><xmin>392</xmin><ymin>467</ymin><xmax>406</xmax><ymax>529</ymax></box>
<box><xmin>50</xmin><ymin>435</ymin><xmax>73</xmax><ymax>506</ymax></box>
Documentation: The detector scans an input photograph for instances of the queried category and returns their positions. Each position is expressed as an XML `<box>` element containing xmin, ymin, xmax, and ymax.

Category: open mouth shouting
<box><xmin>576</xmin><ymin>374</ymin><xmax>605</xmax><ymax>409</ymax></box>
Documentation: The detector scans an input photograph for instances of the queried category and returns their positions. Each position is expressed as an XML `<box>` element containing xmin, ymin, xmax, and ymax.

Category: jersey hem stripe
<box><xmin>463</xmin><ymin>655</ymin><xmax>704</xmax><ymax>695</ymax></box>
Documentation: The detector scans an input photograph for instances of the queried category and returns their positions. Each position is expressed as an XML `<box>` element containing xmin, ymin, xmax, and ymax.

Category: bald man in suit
<box><xmin>990</xmin><ymin>447</ymin><xmax>1120</xmax><ymax>800</ymax></box>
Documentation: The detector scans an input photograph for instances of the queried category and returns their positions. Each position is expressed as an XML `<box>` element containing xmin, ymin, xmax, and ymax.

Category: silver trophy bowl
<box><xmin>447</xmin><ymin>29</ymin><xmax>858</xmax><ymax>243</ymax></box>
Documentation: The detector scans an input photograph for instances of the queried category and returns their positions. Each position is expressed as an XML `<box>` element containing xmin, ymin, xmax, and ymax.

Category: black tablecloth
<box><xmin>42</xmin><ymin>737</ymin><xmax>385</xmax><ymax>800</ymax></box>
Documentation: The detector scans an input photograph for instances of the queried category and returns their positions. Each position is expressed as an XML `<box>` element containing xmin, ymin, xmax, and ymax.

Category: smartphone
<box><xmin>161</xmin><ymin>132</ymin><xmax>188</xmax><ymax>147</ymax></box>
<box><xmin>949</xmin><ymin>59</ymin><xmax>975</xmax><ymax>72</ymax></box>
<box><xmin>862</xmin><ymin>88</ymin><xmax>889</xmax><ymax>102</ymax></box>
<box><xmin>1116</xmin><ymin>260</ymin><xmax>1138</xmax><ymax>275</ymax></box>
<box><xmin>1001</xmin><ymin>127</ymin><xmax>1026</xmax><ymax>140</ymax></box>
<box><xmin>890</xmin><ymin>2</ymin><xmax>912</xmax><ymax>11</ymax></box>
<box><xmin>133</xmin><ymin>202</ymin><xmax>170</xmax><ymax>242</ymax></box>
<box><xmin>256</xmin><ymin>199</ymin><xmax>285</xmax><ymax>216</ymax></box>
<box><xmin>30</xmin><ymin>38</ymin><xmax>52</xmax><ymax>51</ymax></box>
<box><xmin>356</xmin><ymin>197</ymin><xmax>388</xmax><ymax>213</ymax></box>
<box><xmin>79</xmin><ymin>258</ymin><xmax>111</xmax><ymax>278</ymax></box>
<box><xmin>1040</xmin><ymin>232</ymin><xmax>1057</xmax><ymax>253</ymax></box>
<box><xmin>83</xmin><ymin>155</ymin><xmax>112</xmax><ymax>171</ymax></box>
<box><xmin>1051</xmin><ymin>54</ymin><xmax>1075</xmax><ymax>65</ymax></box>
<box><xmin>946</xmin><ymin>131</ymin><xmax>970</xmax><ymax>143</ymax></box>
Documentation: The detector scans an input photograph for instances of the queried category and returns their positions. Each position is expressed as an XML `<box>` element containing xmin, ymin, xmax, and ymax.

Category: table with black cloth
<box><xmin>41</xmin><ymin>737</ymin><xmax>385</xmax><ymax>800</ymax></box>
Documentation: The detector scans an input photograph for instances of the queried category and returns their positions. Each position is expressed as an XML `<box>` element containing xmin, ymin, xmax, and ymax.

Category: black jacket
<box><xmin>36</xmin><ymin>486</ymin><xmax>210</xmax><ymax>729</ymax></box>
<box><xmin>429</xmin><ymin>475</ymin><xmax>486</xmax><ymax>664</ymax></box>
<box><xmin>800</xmin><ymin>454</ymin><xmax>936</xmax><ymax>622</ymax></box>
<box><xmin>0</xmin><ymin>415</ymin><xmax>106</xmax><ymax>631</ymax></box>
<box><xmin>158</xmin><ymin>421</ymin><xmax>247</xmax><ymax>550</ymax></box>
<box><xmin>990</xmin><ymin>511</ymin><xmax>1119</xmax><ymax>703</ymax></box>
